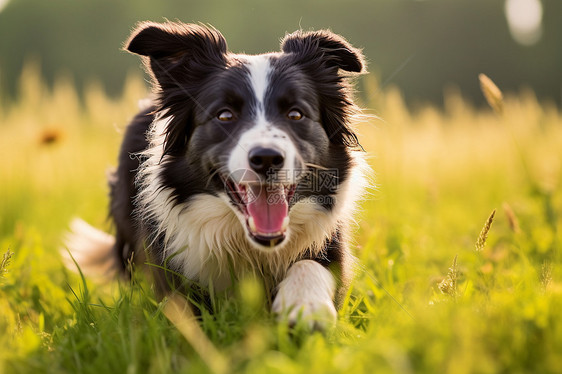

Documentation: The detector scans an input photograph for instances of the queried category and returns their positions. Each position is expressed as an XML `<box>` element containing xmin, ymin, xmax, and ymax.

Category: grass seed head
<box><xmin>479</xmin><ymin>74</ymin><xmax>504</xmax><ymax>115</ymax></box>
<box><xmin>540</xmin><ymin>261</ymin><xmax>552</xmax><ymax>291</ymax></box>
<box><xmin>1</xmin><ymin>250</ymin><xmax>13</xmax><ymax>278</ymax></box>
<box><xmin>438</xmin><ymin>255</ymin><xmax>459</xmax><ymax>299</ymax></box>
<box><xmin>476</xmin><ymin>209</ymin><xmax>496</xmax><ymax>252</ymax></box>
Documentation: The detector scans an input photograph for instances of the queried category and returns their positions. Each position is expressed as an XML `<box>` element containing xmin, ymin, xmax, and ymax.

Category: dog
<box><xmin>65</xmin><ymin>21</ymin><xmax>367</xmax><ymax>329</ymax></box>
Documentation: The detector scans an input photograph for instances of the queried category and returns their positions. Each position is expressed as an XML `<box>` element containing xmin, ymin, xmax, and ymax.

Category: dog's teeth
<box><xmin>248</xmin><ymin>217</ymin><xmax>257</xmax><ymax>233</ymax></box>
<box><xmin>281</xmin><ymin>216</ymin><xmax>290</xmax><ymax>231</ymax></box>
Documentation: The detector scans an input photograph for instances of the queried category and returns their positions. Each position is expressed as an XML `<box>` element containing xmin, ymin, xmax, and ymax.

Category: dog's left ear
<box><xmin>281</xmin><ymin>30</ymin><xmax>364</xmax><ymax>73</ymax></box>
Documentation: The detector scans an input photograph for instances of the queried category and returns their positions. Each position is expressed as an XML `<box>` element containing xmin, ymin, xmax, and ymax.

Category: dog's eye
<box><xmin>287</xmin><ymin>109</ymin><xmax>303</xmax><ymax>121</ymax></box>
<box><xmin>217</xmin><ymin>110</ymin><xmax>234</xmax><ymax>122</ymax></box>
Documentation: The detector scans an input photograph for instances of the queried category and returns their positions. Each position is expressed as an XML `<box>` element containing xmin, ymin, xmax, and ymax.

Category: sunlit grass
<box><xmin>1</xmin><ymin>64</ymin><xmax>561</xmax><ymax>373</ymax></box>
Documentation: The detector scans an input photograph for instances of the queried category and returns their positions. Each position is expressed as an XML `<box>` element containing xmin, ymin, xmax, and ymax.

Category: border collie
<box><xmin>66</xmin><ymin>21</ymin><xmax>367</xmax><ymax>329</ymax></box>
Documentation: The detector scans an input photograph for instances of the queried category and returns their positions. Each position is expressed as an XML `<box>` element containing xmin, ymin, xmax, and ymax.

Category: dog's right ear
<box><xmin>125</xmin><ymin>21</ymin><xmax>228</xmax><ymax>86</ymax></box>
<box><xmin>125</xmin><ymin>22</ymin><xmax>228</xmax><ymax>157</ymax></box>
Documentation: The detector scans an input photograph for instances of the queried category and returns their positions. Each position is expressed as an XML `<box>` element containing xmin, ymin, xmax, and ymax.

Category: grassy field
<box><xmin>1</xmin><ymin>64</ymin><xmax>562</xmax><ymax>373</ymax></box>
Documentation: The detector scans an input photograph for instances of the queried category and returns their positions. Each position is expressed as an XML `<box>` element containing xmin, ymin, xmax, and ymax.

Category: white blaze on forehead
<box><xmin>243</xmin><ymin>54</ymin><xmax>272</xmax><ymax>109</ymax></box>
<box><xmin>228</xmin><ymin>53</ymin><xmax>301</xmax><ymax>182</ymax></box>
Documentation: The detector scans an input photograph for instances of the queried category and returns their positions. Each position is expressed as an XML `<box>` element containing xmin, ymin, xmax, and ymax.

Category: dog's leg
<box><xmin>272</xmin><ymin>259</ymin><xmax>337</xmax><ymax>330</ymax></box>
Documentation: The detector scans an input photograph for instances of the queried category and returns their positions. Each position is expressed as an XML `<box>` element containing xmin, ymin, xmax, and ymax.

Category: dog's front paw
<box><xmin>272</xmin><ymin>290</ymin><xmax>337</xmax><ymax>330</ymax></box>
<box><xmin>272</xmin><ymin>260</ymin><xmax>337</xmax><ymax>330</ymax></box>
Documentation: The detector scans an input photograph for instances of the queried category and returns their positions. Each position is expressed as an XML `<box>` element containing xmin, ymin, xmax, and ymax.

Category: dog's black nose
<box><xmin>248</xmin><ymin>147</ymin><xmax>285</xmax><ymax>175</ymax></box>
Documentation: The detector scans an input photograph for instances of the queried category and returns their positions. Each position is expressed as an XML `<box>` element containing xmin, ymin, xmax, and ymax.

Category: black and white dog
<box><xmin>66</xmin><ymin>21</ymin><xmax>367</xmax><ymax>328</ymax></box>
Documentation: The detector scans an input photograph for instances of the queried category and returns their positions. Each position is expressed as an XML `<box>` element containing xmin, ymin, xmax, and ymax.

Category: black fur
<box><xmin>109</xmin><ymin>106</ymin><xmax>153</xmax><ymax>269</ymax></box>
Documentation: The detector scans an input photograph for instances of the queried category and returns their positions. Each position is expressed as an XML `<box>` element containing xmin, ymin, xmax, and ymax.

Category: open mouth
<box><xmin>223</xmin><ymin>176</ymin><xmax>297</xmax><ymax>248</ymax></box>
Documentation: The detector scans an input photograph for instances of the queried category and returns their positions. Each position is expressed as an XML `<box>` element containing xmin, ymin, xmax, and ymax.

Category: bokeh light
<box><xmin>505</xmin><ymin>0</ymin><xmax>543</xmax><ymax>46</ymax></box>
<box><xmin>0</xmin><ymin>0</ymin><xmax>10</xmax><ymax>13</ymax></box>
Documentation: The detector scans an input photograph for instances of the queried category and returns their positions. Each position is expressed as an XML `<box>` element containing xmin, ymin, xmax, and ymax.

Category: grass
<box><xmin>1</xmin><ymin>63</ymin><xmax>562</xmax><ymax>373</ymax></box>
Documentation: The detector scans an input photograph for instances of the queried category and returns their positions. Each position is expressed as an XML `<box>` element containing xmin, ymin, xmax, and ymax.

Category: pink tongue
<box><xmin>246</xmin><ymin>185</ymin><xmax>288</xmax><ymax>234</ymax></box>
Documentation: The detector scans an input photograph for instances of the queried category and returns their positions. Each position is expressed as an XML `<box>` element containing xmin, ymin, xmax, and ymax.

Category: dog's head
<box><xmin>126</xmin><ymin>22</ymin><xmax>365</xmax><ymax>250</ymax></box>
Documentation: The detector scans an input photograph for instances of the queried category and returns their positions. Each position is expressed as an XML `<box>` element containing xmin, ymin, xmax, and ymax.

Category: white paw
<box><xmin>272</xmin><ymin>260</ymin><xmax>337</xmax><ymax>330</ymax></box>
<box><xmin>272</xmin><ymin>292</ymin><xmax>337</xmax><ymax>330</ymax></box>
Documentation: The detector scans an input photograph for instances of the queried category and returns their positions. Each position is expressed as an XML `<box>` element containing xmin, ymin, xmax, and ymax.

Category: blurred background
<box><xmin>0</xmin><ymin>0</ymin><xmax>560</xmax><ymax>109</ymax></box>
